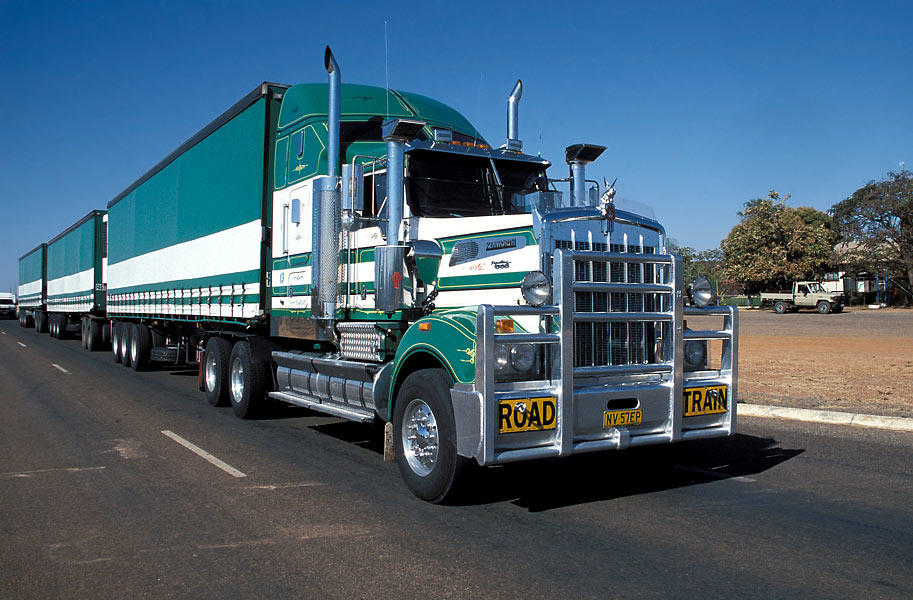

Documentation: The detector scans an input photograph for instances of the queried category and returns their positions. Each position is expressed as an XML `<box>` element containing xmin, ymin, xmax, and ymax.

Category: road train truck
<box><xmin>23</xmin><ymin>48</ymin><xmax>739</xmax><ymax>502</ymax></box>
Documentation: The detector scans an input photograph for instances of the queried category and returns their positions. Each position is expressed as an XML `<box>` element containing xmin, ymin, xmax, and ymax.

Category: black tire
<box><xmin>34</xmin><ymin>311</ymin><xmax>46</xmax><ymax>333</ymax></box>
<box><xmin>130</xmin><ymin>323</ymin><xmax>153</xmax><ymax>371</ymax></box>
<box><xmin>119</xmin><ymin>323</ymin><xmax>132</xmax><ymax>367</ymax></box>
<box><xmin>50</xmin><ymin>314</ymin><xmax>59</xmax><ymax>339</ymax></box>
<box><xmin>228</xmin><ymin>340</ymin><xmax>269</xmax><ymax>419</ymax></box>
<box><xmin>817</xmin><ymin>300</ymin><xmax>831</xmax><ymax>314</ymax></box>
<box><xmin>203</xmin><ymin>337</ymin><xmax>232</xmax><ymax>407</ymax></box>
<box><xmin>102</xmin><ymin>322</ymin><xmax>111</xmax><ymax>345</ymax></box>
<box><xmin>773</xmin><ymin>301</ymin><xmax>787</xmax><ymax>315</ymax></box>
<box><xmin>58</xmin><ymin>315</ymin><xmax>69</xmax><ymax>340</ymax></box>
<box><xmin>81</xmin><ymin>317</ymin><xmax>89</xmax><ymax>349</ymax></box>
<box><xmin>87</xmin><ymin>319</ymin><xmax>103</xmax><ymax>351</ymax></box>
<box><xmin>112</xmin><ymin>322</ymin><xmax>122</xmax><ymax>363</ymax></box>
<box><xmin>393</xmin><ymin>368</ymin><xmax>469</xmax><ymax>503</ymax></box>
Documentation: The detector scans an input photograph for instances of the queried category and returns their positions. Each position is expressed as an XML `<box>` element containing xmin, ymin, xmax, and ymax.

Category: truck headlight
<box><xmin>684</xmin><ymin>340</ymin><xmax>707</xmax><ymax>369</ymax></box>
<box><xmin>510</xmin><ymin>344</ymin><xmax>536</xmax><ymax>372</ymax></box>
<box><xmin>521</xmin><ymin>271</ymin><xmax>551</xmax><ymax>307</ymax></box>
<box><xmin>688</xmin><ymin>276</ymin><xmax>714</xmax><ymax>308</ymax></box>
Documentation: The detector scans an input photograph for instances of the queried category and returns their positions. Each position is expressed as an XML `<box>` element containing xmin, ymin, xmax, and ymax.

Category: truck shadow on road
<box><xmin>294</xmin><ymin>417</ymin><xmax>803</xmax><ymax>511</ymax></box>
<box><xmin>454</xmin><ymin>433</ymin><xmax>803</xmax><ymax>511</ymax></box>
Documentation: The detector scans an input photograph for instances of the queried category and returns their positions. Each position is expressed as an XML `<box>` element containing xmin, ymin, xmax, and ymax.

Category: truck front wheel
<box><xmin>817</xmin><ymin>300</ymin><xmax>832</xmax><ymax>314</ymax></box>
<box><xmin>228</xmin><ymin>340</ymin><xmax>268</xmax><ymax>419</ymax></box>
<box><xmin>774</xmin><ymin>301</ymin><xmax>787</xmax><ymax>314</ymax></box>
<box><xmin>393</xmin><ymin>368</ymin><xmax>469</xmax><ymax>503</ymax></box>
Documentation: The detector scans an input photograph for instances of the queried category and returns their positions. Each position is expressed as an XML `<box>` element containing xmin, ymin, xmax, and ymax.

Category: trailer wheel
<box><xmin>817</xmin><ymin>300</ymin><xmax>832</xmax><ymax>314</ymax></box>
<box><xmin>50</xmin><ymin>315</ymin><xmax>59</xmax><ymax>338</ymax></box>
<box><xmin>87</xmin><ymin>319</ymin><xmax>103</xmax><ymax>352</ymax></box>
<box><xmin>81</xmin><ymin>318</ymin><xmax>89</xmax><ymax>349</ymax></box>
<box><xmin>112</xmin><ymin>322</ymin><xmax>122</xmax><ymax>363</ymax></box>
<box><xmin>773</xmin><ymin>301</ymin><xmax>787</xmax><ymax>314</ymax></box>
<box><xmin>119</xmin><ymin>323</ymin><xmax>132</xmax><ymax>367</ymax></box>
<box><xmin>393</xmin><ymin>368</ymin><xmax>469</xmax><ymax>503</ymax></box>
<box><xmin>228</xmin><ymin>340</ymin><xmax>268</xmax><ymax>419</ymax></box>
<box><xmin>34</xmin><ymin>311</ymin><xmax>46</xmax><ymax>333</ymax></box>
<box><xmin>203</xmin><ymin>337</ymin><xmax>232</xmax><ymax>407</ymax></box>
<box><xmin>130</xmin><ymin>324</ymin><xmax>153</xmax><ymax>371</ymax></box>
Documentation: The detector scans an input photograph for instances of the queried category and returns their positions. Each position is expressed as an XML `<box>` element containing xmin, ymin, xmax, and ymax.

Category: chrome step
<box><xmin>269</xmin><ymin>390</ymin><xmax>374</xmax><ymax>423</ymax></box>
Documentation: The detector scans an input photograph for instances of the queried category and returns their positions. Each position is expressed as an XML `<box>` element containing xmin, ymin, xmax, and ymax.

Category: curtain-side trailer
<box><xmin>17</xmin><ymin>243</ymin><xmax>47</xmax><ymax>331</ymax></box>
<box><xmin>44</xmin><ymin>210</ymin><xmax>109</xmax><ymax>347</ymax></box>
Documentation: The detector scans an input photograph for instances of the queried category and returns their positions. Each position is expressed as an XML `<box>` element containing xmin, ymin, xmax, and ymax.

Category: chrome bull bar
<box><xmin>455</xmin><ymin>248</ymin><xmax>737</xmax><ymax>466</ymax></box>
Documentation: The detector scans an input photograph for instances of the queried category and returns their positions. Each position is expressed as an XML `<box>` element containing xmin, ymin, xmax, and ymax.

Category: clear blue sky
<box><xmin>2</xmin><ymin>0</ymin><xmax>910</xmax><ymax>292</ymax></box>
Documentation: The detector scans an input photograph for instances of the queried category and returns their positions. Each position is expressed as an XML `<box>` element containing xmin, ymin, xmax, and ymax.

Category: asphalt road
<box><xmin>2</xmin><ymin>319</ymin><xmax>912</xmax><ymax>599</ymax></box>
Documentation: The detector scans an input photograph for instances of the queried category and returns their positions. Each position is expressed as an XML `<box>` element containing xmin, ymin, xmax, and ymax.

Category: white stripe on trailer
<box><xmin>18</xmin><ymin>279</ymin><xmax>42</xmax><ymax>297</ymax></box>
<box><xmin>107</xmin><ymin>219</ymin><xmax>261</xmax><ymax>290</ymax></box>
<box><xmin>47</xmin><ymin>267</ymin><xmax>94</xmax><ymax>298</ymax></box>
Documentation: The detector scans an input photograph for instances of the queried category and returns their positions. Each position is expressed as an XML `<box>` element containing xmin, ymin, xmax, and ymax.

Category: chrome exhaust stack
<box><xmin>565</xmin><ymin>143</ymin><xmax>606</xmax><ymax>206</ymax></box>
<box><xmin>311</xmin><ymin>47</ymin><xmax>343</xmax><ymax>340</ymax></box>
<box><xmin>325</xmin><ymin>46</ymin><xmax>340</xmax><ymax>177</ymax></box>
<box><xmin>506</xmin><ymin>79</ymin><xmax>522</xmax><ymax>152</ymax></box>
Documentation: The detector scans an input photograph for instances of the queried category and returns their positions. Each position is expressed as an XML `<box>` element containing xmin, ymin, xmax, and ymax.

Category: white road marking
<box><xmin>161</xmin><ymin>430</ymin><xmax>247</xmax><ymax>478</ymax></box>
<box><xmin>247</xmin><ymin>482</ymin><xmax>325</xmax><ymax>490</ymax></box>
<box><xmin>2</xmin><ymin>331</ymin><xmax>6</xmax><ymax>334</ymax></box>
<box><xmin>17</xmin><ymin>341</ymin><xmax>26</xmax><ymax>347</ymax></box>
<box><xmin>51</xmin><ymin>363</ymin><xmax>70</xmax><ymax>374</ymax></box>
<box><xmin>0</xmin><ymin>466</ymin><xmax>106</xmax><ymax>478</ymax></box>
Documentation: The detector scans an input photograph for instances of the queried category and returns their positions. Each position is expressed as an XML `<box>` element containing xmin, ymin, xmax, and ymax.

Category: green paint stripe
<box><xmin>437</xmin><ymin>227</ymin><xmax>536</xmax><ymax>253</ymax></box>
<box><xmin>107</xmin><ymin>269</ymin><xmax>260</xmax><ymax>295</ymax></box>
<box><xmin>438</xmin><ymin>271</ymin><xmax>525</xmax><ymax>290</ymax></box>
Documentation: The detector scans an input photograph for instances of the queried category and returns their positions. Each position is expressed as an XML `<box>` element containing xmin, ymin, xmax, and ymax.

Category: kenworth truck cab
<box><xmin>263</xmin><ymin>49</ymin><xmax>738</xmax><ymax>502</ymax></box>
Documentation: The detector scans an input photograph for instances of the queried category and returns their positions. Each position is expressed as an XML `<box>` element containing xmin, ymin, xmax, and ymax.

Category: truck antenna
<box><xmin>384</xmin><ymin>21</ymin><xmax>390</xmax><ymax>119</ymax></box>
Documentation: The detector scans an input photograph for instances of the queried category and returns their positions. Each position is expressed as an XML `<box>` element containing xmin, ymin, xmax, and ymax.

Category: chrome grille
<box><xmin>557</xmin><ymin>239</ymin><xmax>668</xmax><ymax>369</ymax></box>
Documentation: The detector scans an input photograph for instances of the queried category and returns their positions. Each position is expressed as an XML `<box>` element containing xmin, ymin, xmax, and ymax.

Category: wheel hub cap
<box><xmin>230</xmin><ymin>357</ymin><xmax>245</xmax><ymax>405</ymax></box>
<box><xmin>402</xmin><ymin>399</ymin><xmax>439</xmax><ymax>476</ymax></box>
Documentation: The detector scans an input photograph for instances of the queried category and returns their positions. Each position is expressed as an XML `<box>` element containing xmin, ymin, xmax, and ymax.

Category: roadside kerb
<box><xmin>739</xmin><ymin>403</ymin><xmax>913</xmax><ymax>433</ymax></box>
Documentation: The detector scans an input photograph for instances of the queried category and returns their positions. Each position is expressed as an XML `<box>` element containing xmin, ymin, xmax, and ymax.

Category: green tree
<box><xmin>721</xmin><ymin>191</ymin><xmax>838</xmax><ymax>295</ymax></box>
<box><xmin>829</xmin><ymin>170</ymin><xmax>913</xmax><ymax>303</ymax></box>
<box><xmin>671</xmin><ymin>243</ymin><xmax>725</xmax><ymax>298</ymax></box>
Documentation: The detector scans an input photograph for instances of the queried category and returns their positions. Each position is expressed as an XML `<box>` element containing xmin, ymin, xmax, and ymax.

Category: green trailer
<box><xmin>17</xmin><ymin>243</ymin><xmax>47</xmax><ymax>330</ymax></box>
<box><xmin>45</xmin><ymin>210</ymin><xmax>108</xmax><ymax>345</ymax></box>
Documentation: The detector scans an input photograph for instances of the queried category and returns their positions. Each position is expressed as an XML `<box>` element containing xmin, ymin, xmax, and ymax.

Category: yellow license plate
<box><xmin>604</xmin><ymin>409</ymin><xmax>642</xmax><ymax>428</ymax></box>
<box><xmin>683</xmin><ymin>385</ymin><xmax>728</xmax><ymax>417</ymax></box>
<box><xmin>498</xmin><ymin>397</ymin><xmax>557</xmax><ymax>434</ymax></box>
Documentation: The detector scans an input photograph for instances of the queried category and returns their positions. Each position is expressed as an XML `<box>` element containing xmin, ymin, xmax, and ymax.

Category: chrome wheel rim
<box><xmin>229</xmin><ymin>357</ymin><xmax>244</xmax><ymax>405</ymax></box>
<box><xmin>205</xmin><ymin>352</ymin><xmax>218</xmax><ymax>392</ymax></box>
<box><xmin>120</xmin><ymin>333</ymin><xmax>128</xmax><ymax>360</ymax></box>
<box><xmin>131</xmin><ymin>333</ymin><xmax>138</xmax><ymax>362</ymax></box>
<box><xmin>401</xmin><ymin>398</ymin><xmax>439</xmax><ymax>477</ymax></box>
<box><xmin>112</xmin><ymin>328</ymin><xmax>119</xmax><ymax>355</ymax></box>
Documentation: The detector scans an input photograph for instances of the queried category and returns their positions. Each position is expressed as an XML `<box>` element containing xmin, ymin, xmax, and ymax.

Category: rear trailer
<box><xmin>45</xmin><ymin>210</ymin><xmax>108</xmax><ymax>346</ymax></box>
<box><xmin>17</xmin><ymin>243</ymin><xmax>47</xmax><ymax>330</ymax></box>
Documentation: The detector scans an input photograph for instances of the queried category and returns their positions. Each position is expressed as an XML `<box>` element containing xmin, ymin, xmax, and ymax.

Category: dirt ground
<box><xmin>688</xmin><ymin>306</ymin><xmax>913</xmax><ymax>418</ymax></box>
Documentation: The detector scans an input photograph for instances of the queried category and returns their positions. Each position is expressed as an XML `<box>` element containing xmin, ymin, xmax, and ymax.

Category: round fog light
<box><xmin>689</xmin><ymin>275</ymin><xmax>714</xmax><ymax>308</ymax></box>
<box><xmin>521</xmin><ymin>271</ymin><xmax>552</xmax><ymax>307</ymax></box>
<box><xmin>494</xmin><ymin>345</ymin><xmax>510</xmax><ymax>371</ymax></box>
<box><xmin>684</xmin><ymin>340</ymin><xmax>707</xmax><ymax>368</ymax></box>
<box><xmin>510</xmin><ymin>344</ymin><xmax>536</xmax><ymax>372</ymax></box>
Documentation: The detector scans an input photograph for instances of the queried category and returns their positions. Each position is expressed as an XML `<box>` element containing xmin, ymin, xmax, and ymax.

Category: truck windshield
<box><xmin>405</xmin><ymin>150</ymin><xmax>547</xmax><ymax>217</ymax></box>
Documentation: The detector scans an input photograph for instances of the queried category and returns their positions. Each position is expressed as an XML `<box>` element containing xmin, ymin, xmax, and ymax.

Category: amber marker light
<box><xmin>418</xmin><ymin>322</ymin><xmax>431</xmax><ymax>331</ymax></box>
<box><xmin>496</xmin><ymin>319</ymin><xmax>514</xmax><ymax>333</ymax></box>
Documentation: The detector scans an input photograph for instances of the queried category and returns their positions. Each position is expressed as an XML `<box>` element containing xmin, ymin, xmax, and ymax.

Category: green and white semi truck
<box><xmin>23</xmin><ymin>48</ymin><xmax>739</xmax><ymax>502</ymax></box>
<box><xmin>17</xmin><ymin>243</ymin><xmax>47</xmax><ymax>331</ymax></box>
